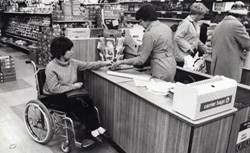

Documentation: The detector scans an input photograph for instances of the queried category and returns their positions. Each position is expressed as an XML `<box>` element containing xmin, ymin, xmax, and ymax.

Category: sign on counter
<box><xmin>200</xmin><ymin>95</ymin><xmax>232</xmax><ymax>112</ymax></box>
<box><xmin>236</xmin><ymin>120</ymin><xmax>250</xmax><ymax>152</ymax></box>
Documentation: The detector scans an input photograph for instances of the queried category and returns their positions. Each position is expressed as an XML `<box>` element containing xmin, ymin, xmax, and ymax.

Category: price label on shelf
<box><xmin>216</xmin><ymin>0</ymin><xmax>223</xmax><ymax>1</ymax></box>
<box><xmin>178</xmin><ymin>0</ymin><xmax>184</xmax><ymax>2</ymax></box>
<box><xmin>161</xmin><ymin>11</ymin><xmax>166</xmax><ymax>14</ymax></box>
<box><xmin>196</xmin><ymin>0</ymin><xmax>201</xmax><ymax>1</ymax></box>
<box><xmin>147</xmin><ymin>0</ymin><xmax>151</xmax><ymax>2</ymax></box>
<box><xmin>160</xmin><ymin>0</ymin><xmax>166</xmax><ymax>2</ymax></box>
<box><xmin>176</xmin><ymin>11</ymin><xmax>182</xmax><ymax>15</ymax></box>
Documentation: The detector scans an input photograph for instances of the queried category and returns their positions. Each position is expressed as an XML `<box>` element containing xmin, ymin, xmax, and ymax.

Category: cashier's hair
<box><xmin>190</xmin><ymin>2</ymin><xmax>209</xmax><ymax>15</ymax></box>
<box><xmin>136</xmin><ymin>4</ymin><xmax>157</xmax><ymax>21</ymax></box>
<box><xmin>50</xmin><ymin>36</ymin><xmax>74</xmax><ymax>59</ymax></box>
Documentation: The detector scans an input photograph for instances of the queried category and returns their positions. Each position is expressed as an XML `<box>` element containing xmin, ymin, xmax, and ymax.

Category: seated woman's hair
<box><xmin>190</xmin><ymin>2</ymin><xmax>209</xmax><ymax>15</ymax></box>
<box><xmin>136</xmin><ymin>3</ymin><xmax>157</xmax><ymax>21</ymax></box>
<box><xmin>50</xmin><ymin>36</ymin><xmax>74</xmax><ymax>59</ymax></box>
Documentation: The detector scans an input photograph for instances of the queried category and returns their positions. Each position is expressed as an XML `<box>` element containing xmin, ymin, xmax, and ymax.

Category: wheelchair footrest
<box><xmin>50</xmin><ymin>109</ymin><xmax>67</xmax><ymax>116</ymax></box>
<box><xmin>81</xmin><ymin>139</ymin><xmax>95</xmax><ymax>148</ymax></box>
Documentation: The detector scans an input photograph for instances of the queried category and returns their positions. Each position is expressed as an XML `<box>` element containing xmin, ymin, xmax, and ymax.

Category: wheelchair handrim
<box><xmin>24</xmin><ymin>103</ymin><xmax>52</xmax><ymax>143</ymax></box>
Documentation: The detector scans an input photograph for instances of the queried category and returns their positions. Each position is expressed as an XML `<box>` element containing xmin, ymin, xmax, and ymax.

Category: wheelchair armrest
<box><xmin>66</xmin><ymin>88</ymin><xmax>89</xmax><ymax>98</ymax></box>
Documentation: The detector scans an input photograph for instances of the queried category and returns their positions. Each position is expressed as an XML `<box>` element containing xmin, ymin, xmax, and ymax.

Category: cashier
<box><xmin>111</xmin><ymin>4</ymin><xmax>176</xmax><ymax>82</ymax></box>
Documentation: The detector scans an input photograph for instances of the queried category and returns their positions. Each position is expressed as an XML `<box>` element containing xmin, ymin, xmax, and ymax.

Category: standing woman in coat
<box><xmin>174</xmin><ymin>2</ymin><xmax>209</xmax><ymax>66</ymax></box>
<box><xmin>211</xmin><ymin>1</ymin><xmax>250</xmax><ymax>82</ymax></box>
<box><xmin>111</xmin><ymin>4</ymin><xmax>176</xmax><ymax>82</ymax></box>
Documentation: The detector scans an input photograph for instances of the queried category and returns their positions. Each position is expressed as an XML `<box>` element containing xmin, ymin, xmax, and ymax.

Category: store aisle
<box><xmin>0</xmin><ymin>46</ymin><xmax>121</xmax><ymax>153</ymax></box>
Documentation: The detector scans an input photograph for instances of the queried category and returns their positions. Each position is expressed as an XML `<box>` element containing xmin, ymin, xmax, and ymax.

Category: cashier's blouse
<box><xmin>122</xmin><ymin>20</ymin><xmax>176</xmax><ymax>82</ymax></box>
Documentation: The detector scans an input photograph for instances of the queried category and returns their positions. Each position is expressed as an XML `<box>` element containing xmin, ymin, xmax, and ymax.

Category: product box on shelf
<box><xmin>0</xmin><ymin>75</ymin><xmax>16</xmax><ymax>83</ymax></box>
<box><xmin>0</xmin><ymin>56</ymin><xmax>16</xmax><ymax>83</ymax></box>
<box><xmin>90</xmin><ymin>28</ymin><xmax>104</xmax><ymax>37</ymax></box>
<box><xmin>65</xmin><ymin>28</ymin><xmax>91</xmax><ymax>38</ymax></box>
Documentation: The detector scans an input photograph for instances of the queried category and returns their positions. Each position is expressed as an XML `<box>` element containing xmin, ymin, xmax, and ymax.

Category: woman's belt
<box><xmin>151</xmin><ymin>52</ymin><xmax>172</xmax><ymax>59</ymax></box>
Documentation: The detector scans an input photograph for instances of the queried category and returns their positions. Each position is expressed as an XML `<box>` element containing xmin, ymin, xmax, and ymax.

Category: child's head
<box><xmin>50</xmin><ymin>36</ymin><xmax>73</xmax><ymax>59</ymax></box>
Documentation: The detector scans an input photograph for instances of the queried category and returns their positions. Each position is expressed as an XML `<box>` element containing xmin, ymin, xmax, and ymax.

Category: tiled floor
<box><xmin>0</xmin><ymin>46</ymin><xmax>122</xmax><ymax>153</ymax></box>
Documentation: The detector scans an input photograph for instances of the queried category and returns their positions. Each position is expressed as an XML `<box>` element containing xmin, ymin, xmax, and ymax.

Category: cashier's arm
<box><xmin>122</xmin><ymin>33</ymin><xmax>154</xmax><ymax>65</ymax></box>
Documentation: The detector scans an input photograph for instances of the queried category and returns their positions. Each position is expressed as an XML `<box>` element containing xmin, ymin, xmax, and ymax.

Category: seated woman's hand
<box><xmin>110</xmin><ymin>60</ymin><xmax>123</xmax><ymax>70</ymax></box>
<box><xmin>102</xmin><ymin>60</ymin><xmax>112</xmax><ymax>67</ymax></box>
<box><xmin>73</xmin><ymin>82</ymin><xmax>83</xmax><ymax>89</ymax></box>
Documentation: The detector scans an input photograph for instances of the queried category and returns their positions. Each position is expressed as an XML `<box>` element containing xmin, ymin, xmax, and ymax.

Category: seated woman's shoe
<box><xmin>91</xmin><ymin>129</ymin><xmax>102</xmax><ymax>142</ymax></box>
<box><xmin>100</xmin><ymin>131</ymin><xmax>111</xmax><ymax>138</ymax></box>
<box><xmin>97</xmin><ymin>127</ymin><xmax>110</xmax><ymax>138</ymax></box>
<box><xmin>97</xmin><ymin>127</ymin><xmax>106</xmax><ymax>134</ymax></box>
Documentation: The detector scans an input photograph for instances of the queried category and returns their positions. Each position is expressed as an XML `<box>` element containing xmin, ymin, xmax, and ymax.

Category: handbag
<box><xmin>66</xmin><ymin>88</ymin><xmax>89</xmax><ymax>98</ymax></box>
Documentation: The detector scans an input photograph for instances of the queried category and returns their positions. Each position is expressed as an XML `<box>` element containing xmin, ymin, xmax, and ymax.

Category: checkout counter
<box><xmin>72</xmin><ymin>38</ymin><xmax>250</xmax><ymax>153</ymax></box>
<box><xmin>82</xmin><ymin>67</ymin><xmax>237</xmax><ymax>153</ymax></box>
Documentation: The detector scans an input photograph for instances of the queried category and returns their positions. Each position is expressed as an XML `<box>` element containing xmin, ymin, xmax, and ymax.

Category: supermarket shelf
<box><xmin>171</xmin><ymin>11</ymin><xmax>190</xmax><ymax>14</ymax></box>
<box><xmin>85</xmin><ymin>2</ymin><xmax>120</xmax><ymax>5</ymax></box>
<box><xmin>124</xmin><ymin>10</ymin><xmax>190</xmax><ymax>15</ymax></box>
<box><xmin>5</xmin><ymin>41</ymin><xmax>30</xmax><ymax>52</ymax></box>
<box><xmin>124</xmin><ymin>10</ymin><xmax>136</xmax><ymax>14</ymax></box>
<box><xmin>127</xmin><ymin>17</ymin><xmax>183</xmax><ymax>22</ymax></box>
<box><xmin>120</xmin><ymin>0</ymin><xmax>169</xmax><ymax>3</ymax></box>
<box><xmin>3</xmin><ymin>11</ymin><xmax>51</xmax><ymax>15</ymax></box>
<box><xmin>53</xmin><ymin>20</ymin><xmax>95</xmax><ymax>23</ymax></box>
<box><xmin>5</xmin><ymin>32</ymin><xmax>37</xmax><ymax>43</ymax></box>
<box><xmin>29</xmin><ymin>23</ymin><xmax>51</xmax><ymax>27</ymax></box>
<box><xmin>126</xmin><ymin>19</ymin><xmax>139</xmax><ymax>23</ymax></box>
<box><xmin>158</xmin><ymin>17</ymin><xmax>183</xmax><ymax>21</ymax></box>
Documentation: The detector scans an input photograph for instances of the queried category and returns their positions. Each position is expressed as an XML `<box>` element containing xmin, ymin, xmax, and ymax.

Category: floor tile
<box><xmin>0</xmin><ymin>79</ymin><xmax>33</xmax><ymax>93</ymax></box>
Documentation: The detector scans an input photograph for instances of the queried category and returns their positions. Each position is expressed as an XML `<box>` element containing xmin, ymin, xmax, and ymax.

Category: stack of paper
<box><xmin>146</xmin><ymin>82</ymin><xmax>175</xmax><ymax>95</ymax></box>
<box><xmin>107</xmin><ymin>70</ymin><xmax>151</xmax><ymax>81</ymax></box>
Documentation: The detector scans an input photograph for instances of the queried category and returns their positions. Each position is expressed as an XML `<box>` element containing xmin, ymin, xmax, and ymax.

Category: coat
<box><xmin>174</xmin><ymin>15</ymin><xmax>207</xmax><ymax>62</ymax></box>
<box><xmin>123</xmin><ymin>20</ymin><xmax>176</xmax><ymax>82</ymax></box>
<box><xmin>211</xmin><ymin>15</ymin><xmax>250</xmax><ymax>82</ymax></box>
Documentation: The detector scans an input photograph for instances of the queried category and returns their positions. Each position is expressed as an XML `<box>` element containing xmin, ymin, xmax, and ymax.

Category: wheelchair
<box><xmin>24</xmin><ymin>61</ymin><xmax>100</xmax><ymax>152</ymax></box>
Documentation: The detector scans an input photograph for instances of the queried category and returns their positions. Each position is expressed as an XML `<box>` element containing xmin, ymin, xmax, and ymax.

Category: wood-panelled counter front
<box><xmin>82</xmin><ymin>68</ymin><xmax>237</xmax><ymax>153</ymax></box>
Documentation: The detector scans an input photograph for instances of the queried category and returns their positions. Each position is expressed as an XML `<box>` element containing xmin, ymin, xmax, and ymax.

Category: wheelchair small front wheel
<box><xmin>24</xmin><ymin>100</ymin><xmax>53</xmax><ymax>144</ymax></box>
<box><xmin>61</xmin><ymin>141</ymin><xmax>70</xmax><ymax>153</ymax></box>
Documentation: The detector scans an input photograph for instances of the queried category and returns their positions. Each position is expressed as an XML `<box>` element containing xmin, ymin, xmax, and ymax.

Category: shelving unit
<box><xmin>53</xmin><ymin>20</ymin><xmax>95</xmax><ymax>23</ymax></box>
<box><xmin>2</xmin><ymin>11</ymin><xmax>52</xmax><ymax>53</ymax></box>
<box><xmin>3</xmin><ymin>11</ymin><xmax>51</xmax><ymax>15</ymax></box>
<box><xmin>5</xmin><ymin>41</ymin><xmax>30</xmax><ymax>52</ymax></box>
<box><xmin>5</xmin><ymin>32</ymin><xmax>37</xmax><ymax>43</ymax></box>
<box><xmin>121</xmin><ymin>0</ymin><xmax>197</xmax><ymax>24</ymax></box>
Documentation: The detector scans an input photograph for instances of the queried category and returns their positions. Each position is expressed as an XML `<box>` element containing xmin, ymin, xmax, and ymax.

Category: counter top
<box><xmin>91</xmin><ymin>67</ymin><xmax>237</xmax><ymax>126</ymax></box>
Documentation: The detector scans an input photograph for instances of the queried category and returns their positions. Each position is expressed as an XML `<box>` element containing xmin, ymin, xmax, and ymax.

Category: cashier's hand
<box><xmin>110</xmin><ymin>60</ymin><xmax>123</xmax><ymax>70</ymax></box>
<box><xmin>102</xmin><ymin>60</ymin><xmax>112</xmax><ymax>67</ymax></box>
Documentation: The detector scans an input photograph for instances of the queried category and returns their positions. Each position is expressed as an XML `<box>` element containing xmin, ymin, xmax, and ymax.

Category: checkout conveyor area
<box><xmin>71</xmin><ymin>38</ymin><xmax>250</xmax><ymax>153</ymax></box>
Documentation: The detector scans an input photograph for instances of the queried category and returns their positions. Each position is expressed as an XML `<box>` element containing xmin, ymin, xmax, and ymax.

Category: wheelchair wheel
<box><xmin>24</xmin><ymin>100</ymin><xmax>53</xmax><ymax>144</ymax></box>
<box><xmin>61</xmin><ymin>141</ymin><xmax>70</xmax><ymax>153</ymax></box>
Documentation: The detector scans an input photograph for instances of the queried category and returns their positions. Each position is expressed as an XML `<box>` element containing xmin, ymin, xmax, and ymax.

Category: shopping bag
<box><xmin>183</xmin><ymin>53</ymin><xmax>206</xmax><ymax>73</ymax></box>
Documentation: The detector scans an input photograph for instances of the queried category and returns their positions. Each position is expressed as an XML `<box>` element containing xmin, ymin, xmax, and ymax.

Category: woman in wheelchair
<box><xmin>43</xmin><ymin>36</ymin><xmax>111</xmax><ymax>141</ymax></box>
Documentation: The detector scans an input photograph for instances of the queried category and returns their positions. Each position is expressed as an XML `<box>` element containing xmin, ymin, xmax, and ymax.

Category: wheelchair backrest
<box><xmin>36</xmin><ymin>68</ymin><xmax>46</xmax><ymax>96</ymax></box>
